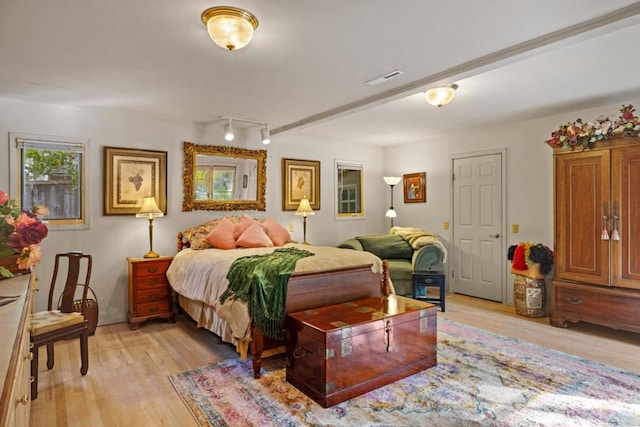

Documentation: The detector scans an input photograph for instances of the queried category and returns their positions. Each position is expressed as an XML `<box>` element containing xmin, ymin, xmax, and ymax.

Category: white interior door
<box><xmin>452</xmin><ymin>152</ymin><xmax>504</xmax><ymax>301</ymax></box>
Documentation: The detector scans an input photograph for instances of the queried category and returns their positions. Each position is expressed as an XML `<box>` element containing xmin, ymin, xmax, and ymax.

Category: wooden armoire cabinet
<box><xmin>551</xmin><ymin>137</ymin><xmax>640</xmax><ymax>333</ymax></box>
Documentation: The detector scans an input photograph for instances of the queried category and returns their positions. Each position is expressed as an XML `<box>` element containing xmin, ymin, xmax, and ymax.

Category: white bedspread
<box><xmin>166</xmin><ymin>243</ymin><xmax>383</xmax><ymax>357</ymax></box>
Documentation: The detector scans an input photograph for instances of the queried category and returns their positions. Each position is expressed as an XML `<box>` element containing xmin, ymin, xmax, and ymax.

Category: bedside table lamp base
<box><xmin>144</xmin><ymin>218</ymin><xmax>159</xmax><ymax>259</ymax></box>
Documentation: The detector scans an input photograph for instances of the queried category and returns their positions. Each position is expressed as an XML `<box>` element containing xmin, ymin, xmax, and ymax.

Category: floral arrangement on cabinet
<box><xmin>545</xmin><ymin>104</ymin><xmax>640</xmax><ymax>150</ymax></box>
<box><xmin>0</xmin><ymin>190</ymin><xmax>49</xmax><ymax>278</ymax></box>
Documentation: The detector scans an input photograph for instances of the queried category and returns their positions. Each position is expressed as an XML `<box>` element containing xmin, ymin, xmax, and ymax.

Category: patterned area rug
<box><xmin>169</xmin><ymin>318</ymin><xmax>640</xmax><ymax>426</ymax></box>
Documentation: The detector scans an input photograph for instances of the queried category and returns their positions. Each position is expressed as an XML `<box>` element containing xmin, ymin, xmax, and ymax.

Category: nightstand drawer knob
<box><xmin>147</xmin><ymin>267</ymin><xmax>159</xmax><ymax>274</ymax></box>
<box><xmin>149</xmin><ymin>306</ymin><xmax>159</xmax><ymax>313</ymax></box>
<box><xmin>422</xmin><ymin>278</ymin><xmax>434</xmax><ymax>284</ymax></box>
<box><xmin>566</xmin><ymin>296</ymin><xmax>582</xmax><ymax>305</ymax></box>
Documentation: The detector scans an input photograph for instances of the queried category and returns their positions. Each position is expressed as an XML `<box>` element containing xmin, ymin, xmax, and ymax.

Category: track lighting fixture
<box><xmin>224</xmin><ymin>119</ymin><xmax>234</xmax><ymax>141</ymax></box>
<box><xmin>220</xmin><ymin>116</ymin><xmax>272</xmax><ymax>144</ymax></box>
<box><xmin>261</xmin><ymin>126</ymin><xmax>271</xmax><ymax>145</ymax></box>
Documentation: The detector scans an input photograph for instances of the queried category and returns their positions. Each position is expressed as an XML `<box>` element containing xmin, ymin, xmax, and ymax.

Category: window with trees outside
<box><xmin>195</xmin><ymin>165</ymin><xmax>236</xmax><ymax>200</ymax></box>
<box><xmin>10</xmin><ymin>133</ymin><xmax>88</xmax><ymax>229</ymax></box>
<box><xmin>335</xmin><ymin>160</ymin><xmax>364</xmax><ymax>219</ymax></box>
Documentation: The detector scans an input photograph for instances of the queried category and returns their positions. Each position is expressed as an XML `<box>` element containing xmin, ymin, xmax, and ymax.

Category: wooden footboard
<box><xmin>250</xmin><ymin>261</ymin><xmax>390</xmax><ymax>378</ymax></box>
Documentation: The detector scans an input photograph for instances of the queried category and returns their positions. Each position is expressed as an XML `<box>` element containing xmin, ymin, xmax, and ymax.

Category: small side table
<box><xmin>127</xmin><ymin>256</ymin><xmax>175</xmax><ymax>329</ymax></box>
<box><xmin>412</xmin><ymin>272</ymin><xmax>446</xmax><ymax>312</ymax></box>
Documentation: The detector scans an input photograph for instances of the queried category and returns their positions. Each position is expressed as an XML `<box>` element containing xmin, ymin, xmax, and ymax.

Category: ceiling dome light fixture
<box><xmin>425</xmin><ymin>83</ymin><xmax>459</xmax><ymax>107</ymax></box>
<box><xmin>224</xmin><ymin>119</ymin><xmax>234</xmax><ymax>141</ymax></box>
<box><xmin>201</xmin><ymin>6</ymin><xmax>259</xmax><ymax>51</ymax></box>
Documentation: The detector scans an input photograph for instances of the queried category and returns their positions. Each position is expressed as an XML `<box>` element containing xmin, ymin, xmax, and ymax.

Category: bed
<box><xmin>167</xmin><ymin>216</ymin><xmax>391</xmax><ymax>378</ymax></box>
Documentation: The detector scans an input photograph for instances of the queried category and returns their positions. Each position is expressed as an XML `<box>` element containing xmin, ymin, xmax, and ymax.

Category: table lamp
<box><xmin>295</xmin><ymin>197</ymin><xmax>315</xmax><ymax>244</ymax></box>
<box><xmin>136</xmin><ymin>196</ymin><xmax>164</xmax><ymax>258</ymax></box>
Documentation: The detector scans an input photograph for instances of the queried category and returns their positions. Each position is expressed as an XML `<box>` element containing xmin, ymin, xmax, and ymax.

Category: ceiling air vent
<box><xmin>365</xmin><ymin>69</ymin><xmax>404</xmax><ymax>86</ymax></box>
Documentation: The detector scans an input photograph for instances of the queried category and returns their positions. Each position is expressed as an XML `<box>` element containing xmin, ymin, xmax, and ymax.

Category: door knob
<box><xmin>489</xmin><ymin>233</ymin><xmax>500</xmax><ymax>238</ymax></box>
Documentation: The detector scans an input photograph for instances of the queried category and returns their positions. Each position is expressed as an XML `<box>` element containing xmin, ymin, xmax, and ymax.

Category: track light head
<box><xmin>261</xmin><ymin>126</ymin><xmax>271</xmax><ymax>145</ymax></box>
<box><xmin>224</xmin><ymin>120</ymin><xmax>234</xmax><ymax>141</ymax></box>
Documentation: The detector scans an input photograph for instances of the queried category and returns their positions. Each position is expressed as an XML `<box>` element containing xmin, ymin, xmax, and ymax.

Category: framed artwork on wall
<box><xmin>403</xmin><ymin>172</ymin><xmax>426</xmax><ymax>203</ymax></box>
<box><xmin>104</xmin><ymin>146</ymin><xmax>167</xmax><ymax>215</ymax></box>
<box><xmin>282</xmin><ymin>158</ymin><xmax>320</xmax><ymax>210</ymax></box>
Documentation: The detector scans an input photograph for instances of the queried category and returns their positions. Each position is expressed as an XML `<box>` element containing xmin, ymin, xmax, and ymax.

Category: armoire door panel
<box><xmin>612</xmin><ymin>146</ymin><xmax>640</xmax><ymax>289</ymax></box>
<box><xmin>555</xmin><ymin>151</ymin><xmax>610</xmax><ymax>285</ymax></box>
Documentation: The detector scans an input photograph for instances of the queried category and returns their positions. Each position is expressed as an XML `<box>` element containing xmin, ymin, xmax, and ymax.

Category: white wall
<box><xmin>187</xmin><ymin>122</ymin><xmax>388</xmax><ymax>243</ymax></box>
<box><xmin>383</xmin><ymin>100</ymin><xmax>638</xmax><ymax>304</ymax></box>
<box><xmin>2</xmin><ymin>97</ymin><xmax>635</xmax><ymax>323</ymax></box>
<box><xmin>0</xmin><ymin>98</ymin><xmax>386</xmax><ymax>325</ymax></box>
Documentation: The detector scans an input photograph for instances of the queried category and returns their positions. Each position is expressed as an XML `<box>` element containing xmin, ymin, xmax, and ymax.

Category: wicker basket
<box><xmin>58</xmin><ymin>286</ymin><xmax>99</xmax><ymax>336</ymax></box>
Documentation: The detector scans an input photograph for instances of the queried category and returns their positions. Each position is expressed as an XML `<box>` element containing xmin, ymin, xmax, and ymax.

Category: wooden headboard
<box><xmin>177</xmin><ymin>232</ymin><xmax>190</xmax><ymax>251</ymax></box>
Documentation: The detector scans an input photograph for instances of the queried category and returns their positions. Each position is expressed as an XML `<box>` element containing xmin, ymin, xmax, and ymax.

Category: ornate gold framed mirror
<box><xmin>182</xmin><ymin>141</ymin><xmax>267</xmax><ymax>211</ymax></box>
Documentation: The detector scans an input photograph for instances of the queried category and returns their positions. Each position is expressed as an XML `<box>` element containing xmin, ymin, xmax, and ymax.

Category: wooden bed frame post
<box><xmin>250</xmin><ymin>324</ymin><xmax>265</xmax><ymax>379</ymax></box>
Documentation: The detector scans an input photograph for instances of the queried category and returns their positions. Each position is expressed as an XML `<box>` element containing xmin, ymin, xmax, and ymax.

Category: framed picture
<box><xmin>403</xmin><ymin>172</ymin><xmax>426</xmax><ymax>203</ymax></box>
<box><xmin>282</xmin><ymin>158</ymin><xmax>320</xmax><ymax>210</ymax></box>
<box><xmin>104</xmin><ymin>146</ymin><xmax>167</xmax><ymax>215</ymax></box>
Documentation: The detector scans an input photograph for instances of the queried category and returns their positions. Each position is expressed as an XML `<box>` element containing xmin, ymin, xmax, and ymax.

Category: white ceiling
<box><xmin>1</xmin><ymin>1</ymin><xmax>640</xmax><ymax>147</ymax></box>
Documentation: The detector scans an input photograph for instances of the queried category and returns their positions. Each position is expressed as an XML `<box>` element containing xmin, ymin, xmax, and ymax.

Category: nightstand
<box><xmin>412</xmin><ymin>272</ymin><xmax>446</xmax><ymax>312</ymax></box>
<box><xmin>127</xmin><ymin>257</ymin><xmax>175</xmax><ymax>330</ymax></box>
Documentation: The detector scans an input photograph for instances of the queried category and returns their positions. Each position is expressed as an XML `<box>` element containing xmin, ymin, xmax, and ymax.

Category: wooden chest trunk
<box><xmin>285</xmin><ymin>295</ymin><xmax>437</xmax><ymax>407</ymax></box>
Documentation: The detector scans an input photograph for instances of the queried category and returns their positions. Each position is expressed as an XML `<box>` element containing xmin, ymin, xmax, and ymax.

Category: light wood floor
<box><xmin>30</xmin><ymin>294</ymin><xmax>639</xmax><ymax>426</ymax></box>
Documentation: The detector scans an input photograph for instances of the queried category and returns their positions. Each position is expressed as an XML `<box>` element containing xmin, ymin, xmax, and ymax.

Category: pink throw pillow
<box><xmin>236</xmin><ymin>223</ymin><xmax>274</xmax><ymax>248</ymax></box>
<box><xmin>233</xmin><ymin>214</ymin><xmax>266</xmax><ymax>239</ymax></box>
<box><xmin>205</xmin><ymin>218</ymin><xmax>237</xmax><ymax>249</ymax></box>
<box><xmin>262</xmin><ymin>218</ymin><xmax>291</xmax><ymax>246</ymax></box>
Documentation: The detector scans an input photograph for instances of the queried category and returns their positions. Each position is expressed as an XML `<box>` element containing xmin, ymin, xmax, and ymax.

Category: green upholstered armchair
<box><xmin>338</xmin><ymin>234</ymin><xmax>445</xmax><ymax>296</ymax></box>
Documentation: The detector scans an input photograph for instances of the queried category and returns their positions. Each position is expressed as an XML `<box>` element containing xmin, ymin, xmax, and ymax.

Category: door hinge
<box><xmin>451</xmin><ymin>270</ymin><xmax>454</xmax><ymax>278</ymax></box>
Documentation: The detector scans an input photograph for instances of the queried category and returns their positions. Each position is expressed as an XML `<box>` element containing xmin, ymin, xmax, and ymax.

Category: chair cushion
<box><xmin>356</xmin><ymin>235</ymin><xmax>413</xmax><ymax>260</ymax></box>
<box><xmin>31</xmin><ymin>310</ymin><xmax>85</xmax><ymax>337</ymax></box>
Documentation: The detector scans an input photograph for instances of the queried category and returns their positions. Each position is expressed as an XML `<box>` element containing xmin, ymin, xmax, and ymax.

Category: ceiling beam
<box><xmin>272</xmin><ymin>2</ymin><xmax>640</xmax><ymax>136</ymax></box>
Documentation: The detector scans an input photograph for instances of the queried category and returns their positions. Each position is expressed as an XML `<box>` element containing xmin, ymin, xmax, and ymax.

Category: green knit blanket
<box><xmin>219</xmin><ymin>247</ymin><xmax>314</xmax><ymax>340</ymax></box>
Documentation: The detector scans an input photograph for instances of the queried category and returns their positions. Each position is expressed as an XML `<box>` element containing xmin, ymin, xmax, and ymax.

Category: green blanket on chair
<box><xmin>219</xmin><ymin>247</ymin><xmax>313</xmax><ymax>340</ymax></box>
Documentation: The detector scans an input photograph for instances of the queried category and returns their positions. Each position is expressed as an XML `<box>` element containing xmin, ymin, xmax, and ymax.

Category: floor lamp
<box><xmin>136</xmin><ymin>196</ymin><xmax>164</xmax><ymax>258</ymax></box>
<box><xmin>295</xmin><ymin>197</ymin><xmax>315</xmax><ymax>244</ymax></box>
<box><xmin>383</xmin><ymin>176</ymin><xmax>401</xmax><ymax>227</ymax></box>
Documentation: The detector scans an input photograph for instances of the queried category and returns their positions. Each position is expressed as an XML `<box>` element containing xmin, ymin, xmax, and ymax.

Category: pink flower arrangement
<box><xmin>0</xmin><ymin>190</ymin><xmax>49</xmax><ymax>278</ymax></box>
<box><xmin>615</xmin><ymin>105</ymin><xmax>640</xmax><ymax>135</ymax></box>
<box><xmin>545</xmin><ymin>115</ymin><xmax>614</xmax><ymax>150</ymax></box>
<box><xmin>546</xmin><ymin>104</ymin><xmax>640</xmax><ymax>150</ymax></box>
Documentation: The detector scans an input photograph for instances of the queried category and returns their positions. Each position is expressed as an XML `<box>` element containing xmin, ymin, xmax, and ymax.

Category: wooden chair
<box><xmin>30</xmin><ymin>252</ymin><xmax>92</xmax><ymax>400</ymax></box>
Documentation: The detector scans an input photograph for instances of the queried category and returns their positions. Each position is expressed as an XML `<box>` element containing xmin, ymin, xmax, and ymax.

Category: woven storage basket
<box><xmin>58</xmin><ymin>286</ymin><xmax>99</xmax><ymax>336</ymax></box>
<box><xmin>513</xmin><ymin>275</ymin><xmax>546</xmax><ymax>318</ymax></box>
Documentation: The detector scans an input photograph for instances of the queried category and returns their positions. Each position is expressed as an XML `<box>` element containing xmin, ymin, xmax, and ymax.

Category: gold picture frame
<box><xmin>104</xmin><ymin>146</ymin><xmax>167</xmax><ymax>215</ymax></box>
<box><xmin>403</xmin><ymin>172</ymin><xmax>426</xmax><ymax>203</ymax></box>
<box><xmin>282</xmin><ymin>158</ymin><xmax>320</xmax><ymax>210</ymax></box>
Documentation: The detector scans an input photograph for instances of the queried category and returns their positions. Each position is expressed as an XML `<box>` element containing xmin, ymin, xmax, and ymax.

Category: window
<box><xmin>10</xmin><ymin>133</ymin><xmax>88</xmax><ymax>229</ymax></box>
<box><xmin>195</xmin><ymin>165</ymin><xmax>236</xmax><ymax>200</ymax></box>
<box><xmin>335</xmin><ymin>160</ymin><xmax>364</xmax><ymax>219</ymax></box>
